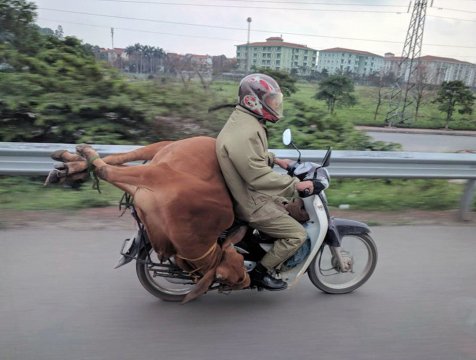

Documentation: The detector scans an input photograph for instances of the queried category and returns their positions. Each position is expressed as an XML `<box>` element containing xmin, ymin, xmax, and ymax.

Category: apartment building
<box><xmin>316</xmin><ymin>47</ymin><xmax>384</xmax><ymax>76</ymax></box>
<box><xmin>383</xmin><ymin>53</ymin><xmax>476</xmax><ymax>87</ymax></box>
<box><xmin>236</xmin><ymin>37</ymin><xmax>317</xmax><ymax>75</ymax></box>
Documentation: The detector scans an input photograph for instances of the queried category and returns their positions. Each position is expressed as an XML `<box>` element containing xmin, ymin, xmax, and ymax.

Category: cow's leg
<box><xmin>102</xmin><ymin>141</ymin><xmax>173</xmax><ymax>165</ymax></box>
<box><xmin>46</xmin><ymin>141</ymin><xmax>173</xmax><ymax>186</ymax></box>
<box><xmin>75</xmin><ymin>144</ymin><xmax>160</xmax><ymax>194</ymax></box>
<box><xmin>53</xmin><ymin>141</ymin><xmax>173</xmax><ymax>172</ymax></box>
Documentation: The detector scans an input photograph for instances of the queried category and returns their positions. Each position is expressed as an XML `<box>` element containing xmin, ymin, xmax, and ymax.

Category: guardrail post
<box><xmin>459</xmin><ymin>180</ymin><xmax>476</xmax><ymax>221</ymax></box>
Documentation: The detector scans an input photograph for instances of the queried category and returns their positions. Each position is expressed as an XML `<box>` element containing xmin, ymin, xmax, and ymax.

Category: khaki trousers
<box><xmin>249</xmin><ymin>211</ymin><xmax>308</xmax><ymax>270</ymax></box>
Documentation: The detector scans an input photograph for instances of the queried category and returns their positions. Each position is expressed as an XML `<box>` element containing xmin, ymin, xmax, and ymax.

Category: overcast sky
<box><xmin>33</xmin><ymin>0</ymin><xmax>476</xmax><ymax>63</ymax></box>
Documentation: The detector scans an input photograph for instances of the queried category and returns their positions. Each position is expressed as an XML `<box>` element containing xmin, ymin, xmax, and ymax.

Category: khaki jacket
<box><xmin>216</xmin><ymin>106</ymin><xmax>298</xmax><ymax>222</ymax></box>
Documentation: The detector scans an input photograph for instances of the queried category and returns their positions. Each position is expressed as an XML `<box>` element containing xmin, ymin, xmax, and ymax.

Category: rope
<box><xmin>176</xmin><ymin>242</ymin><xmax>218</xmax><ymax>262</ymax></box>
<box><xmin>87</xmin><ymin>155</ymin><xmax>101</xmax><ymax>193</ymax></box>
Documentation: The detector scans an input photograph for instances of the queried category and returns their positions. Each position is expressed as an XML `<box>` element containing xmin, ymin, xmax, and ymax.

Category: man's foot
<box><xmin>250</xmin><ymin>263</ymin><xmax>287</xmax><ymax>291</ymax></box>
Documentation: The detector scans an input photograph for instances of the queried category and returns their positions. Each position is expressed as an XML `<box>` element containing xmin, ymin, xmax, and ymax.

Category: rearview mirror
<box><xmin>282</xmin><ymin>129</ymin><xmax>292</xmax><ymax>146</ymax></box>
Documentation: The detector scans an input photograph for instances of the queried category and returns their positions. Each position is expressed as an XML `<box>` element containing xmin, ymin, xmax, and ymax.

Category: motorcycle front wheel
<box><xmin>136</xmin><ymin>247</ymin><xmax>194</xmax><ymax>302</ymax></box>
<box><xmin>308</xmin><ymin>233</ymin><xmax>377</xmax><ymax>294</ymax></box>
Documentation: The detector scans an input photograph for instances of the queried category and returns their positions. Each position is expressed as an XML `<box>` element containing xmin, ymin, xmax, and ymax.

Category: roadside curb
<box><xmin>356</xmin><ymin>126</ymin><xmax>476</xmax><ymax>137</ymax></box>
<box><xmin>0</xmin><ymin>208</ymin><xmax>474</xmax><ymax>230</ymax></box>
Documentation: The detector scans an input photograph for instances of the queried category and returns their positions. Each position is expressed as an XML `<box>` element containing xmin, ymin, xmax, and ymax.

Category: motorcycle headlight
<box><xmin>312</xmin><ymin>167</ymin><xmax>330</xmax><ymax>190</ymax></box>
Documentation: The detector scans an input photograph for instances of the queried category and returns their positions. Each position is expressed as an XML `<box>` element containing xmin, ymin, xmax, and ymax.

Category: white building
<box><xmin>236</xmin><ymin>37</ymin><xmax>317</xmax><ymax>75</ymax></box>
<box><xmin>383</xmin><ymin>53</ymin><xmax>476</xmax><ymax>87</ymax></box>
<box><xmin>317</xmin><ymin>47</ymin><xmax>384</xmax><ymax>76</ymax></box>
<box><xmin>417</xmin><ymin>55</ymin><xmax>475</xmax><ymax>87</ymax></box>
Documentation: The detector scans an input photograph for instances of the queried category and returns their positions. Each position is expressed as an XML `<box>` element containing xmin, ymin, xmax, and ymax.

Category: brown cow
<box><xmin>46</xmin><ymin>136</ymin><xmax>250</xmax><ymax>303</ymax></box>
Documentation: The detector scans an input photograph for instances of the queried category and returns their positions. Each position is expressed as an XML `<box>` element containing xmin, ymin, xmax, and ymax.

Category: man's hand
<box><xmin>274</xmin><ymin>158</ymin><xmax>295</xmax><ymax>170</ymax></box>
<box><xmin>296</xmin><ymin>180</ymin><xmax>314</xmax><ymax>195</ymax></box>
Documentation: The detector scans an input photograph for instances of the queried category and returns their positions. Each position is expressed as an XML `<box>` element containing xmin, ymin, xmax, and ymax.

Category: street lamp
<box><xmin>246</xmin><ymin>17</ymin><xmax>252</xmax><ymax>73</ymax></box>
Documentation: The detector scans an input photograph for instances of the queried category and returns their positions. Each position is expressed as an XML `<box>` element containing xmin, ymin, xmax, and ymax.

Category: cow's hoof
<box><xmin>44</xmin><ymin>169</ymin><xmax>64</xmax><ymax>186</ymax></box>
<box><xmin>51</xmin><ymin>150</ymin><xmax>68</xmax><ymax>161</ymax></box>
<box><xmin>51</xmin><ymin>149</ymin><xmax>84</xmax><ymax>162</ymax></box>
<box><xmin>76</xmin><ymin>144</ymin><xmax>95</xmax><ymax>159</ymax></box>
<box><xmin>54</xmin><ymin>162</ymin><xmax>67</xmax><ymax>172</ymax></box>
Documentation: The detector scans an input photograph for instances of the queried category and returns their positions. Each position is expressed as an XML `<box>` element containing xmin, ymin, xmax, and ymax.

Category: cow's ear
<box><xmin>222</xmin><ymin>225</ymin><xmax>247</xmax><ymax>248</ymax></box>
<box><xmin>182</xmin><ymin>269</ymin><xmax>215</xmax><ymax>304</ymax></box>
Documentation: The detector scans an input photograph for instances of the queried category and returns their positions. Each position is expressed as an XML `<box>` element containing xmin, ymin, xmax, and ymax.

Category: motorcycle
<box><xmin>115</xmin><ymin>129</ymin><xmax>377</xmax><ymax>302</ymax></box>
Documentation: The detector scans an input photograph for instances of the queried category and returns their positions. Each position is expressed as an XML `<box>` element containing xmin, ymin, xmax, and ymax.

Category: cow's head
<box><xmin>182</xmin><ymin>226</ymin><xmax>250</xmax><ymax>304</ymax></box>
<box><xmin>215</xmin><ymin>245</ymin><xmax>250</xmax><ymax>289</ymax></box>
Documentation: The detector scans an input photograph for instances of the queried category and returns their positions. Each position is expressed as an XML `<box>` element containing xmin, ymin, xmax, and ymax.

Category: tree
<box><xmin>315</xmin><ymin>75</ymin><xmax>357</xmax><ymax>113</ymax></box>
<box><xmin>413</xmin><ymin>64</ymin><xmax>430</xmax><ymax>122</ymax></box>
<box><xmin>54</xmin><ymin>25</ymin><xmax>64</xmax><ymax>39</ymax></box>
<box><xmin>433</xmin><ymin>81</ymin><xmax>475</xmax><ymax>130</ymax></box>
<box><xmin>0</xmin><ymin>0</ymin><xmax>40</xmax><ymax>53</ymax></box>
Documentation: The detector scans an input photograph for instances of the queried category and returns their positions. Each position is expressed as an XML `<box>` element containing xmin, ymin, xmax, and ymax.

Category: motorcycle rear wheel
<box><xmin>308</xmin><ymin>233</ymin><xmax>377</xmax><ymax>294</ymax></box>
<box><xmin>136</xmin><ymin>247</ymin><xmax>194</xmax><ymax>302</ymax></box>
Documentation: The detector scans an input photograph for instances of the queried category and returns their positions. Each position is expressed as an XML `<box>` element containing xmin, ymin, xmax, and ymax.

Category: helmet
<box><xmin>238</xmin><ymin>73</ymin><xmax>283</xmax><ymax>122</ymax></box>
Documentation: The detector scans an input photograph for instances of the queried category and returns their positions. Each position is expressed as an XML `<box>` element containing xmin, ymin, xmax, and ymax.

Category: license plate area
<box><xmin>120</xmin><ymin>237</ymin><xmax>136</xmax><ymax>256</ymax></box>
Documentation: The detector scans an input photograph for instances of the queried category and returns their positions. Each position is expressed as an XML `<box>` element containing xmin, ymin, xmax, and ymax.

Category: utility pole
<box><xmin>111</xmin><ymin>27</ymin><xmax>115</xmax><ymax>49</ymax></box>
<box><xmin>246</xmin><ymin>17</ymin><xmax>252</xmax><ymax>73</ymax></box>
<box><xmin>385</xmin><ymin>0</ymin><xmax>432</xmax><ymax>127</ymax></box>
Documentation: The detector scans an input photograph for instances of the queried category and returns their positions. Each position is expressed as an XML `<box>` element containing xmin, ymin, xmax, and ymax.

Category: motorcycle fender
<box><xmin>114</xmin><ymin>229</ymin><xmax>148</xmax><ymax>269</ymax></box>
<box><xmin>324</xmin><ymin>217</ymin><xmax>370</xmax><ymax>247</ymax></box>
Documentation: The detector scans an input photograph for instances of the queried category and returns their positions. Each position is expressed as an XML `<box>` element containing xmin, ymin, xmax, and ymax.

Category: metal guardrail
<box><xmin>0</xmin><ymin>142</ymin><xmax>475</xmax><ymax>220</ymax></box>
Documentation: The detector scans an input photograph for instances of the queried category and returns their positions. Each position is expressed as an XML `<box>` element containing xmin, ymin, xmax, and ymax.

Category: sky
<box><xmin>33</xmin><ymin>0</ymin><xmax>476</xmax><ymax>63</ymax></box>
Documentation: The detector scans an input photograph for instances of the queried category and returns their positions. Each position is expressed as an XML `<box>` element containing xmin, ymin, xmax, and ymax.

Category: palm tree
<box><xmin>153</xmin><ymin>47</ymin><xmax>165</xmax><ymax>73</ymax></box>
<box><xmin>133</xmin><ymin>43</ymin><xmax>143</xmax><ymax>73</ymax></box>
<box><xmin>125</xmin><ymin>45</ymin><xmax>136</xmax><ymax>72</ymax></box>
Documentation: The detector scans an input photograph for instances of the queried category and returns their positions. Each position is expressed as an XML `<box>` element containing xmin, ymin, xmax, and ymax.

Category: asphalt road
<box><xmin>366</xmin><ymin>132</ymin><xmax>476</xmax><ymax>152</ymax></box>
<box><xmin>1</xmin><ymin>226</ymin><xmax>476</xmax><ymax>360</ymax></box>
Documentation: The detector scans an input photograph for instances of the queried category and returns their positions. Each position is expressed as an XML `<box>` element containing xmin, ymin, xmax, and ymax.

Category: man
<box><xmin>216</xmin><ymin>73</ymin><xmax>314</xmax><ymax>290</ymax></box>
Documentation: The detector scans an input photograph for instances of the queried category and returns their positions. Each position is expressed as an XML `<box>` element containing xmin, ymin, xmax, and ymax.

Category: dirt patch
<box><xmin>0</xmin><ymin>207</ymin><xmax>474</xmax><ymax>230</ymax></box>
<box><xmin>0</xmin><ymin>207</ymin><xmax>137</xmax><ymax>231</ymax></box>
<box><xmin>331</xmin><ymin>209</ymin><xmax>475</xmax><ymax>226</ymax></box>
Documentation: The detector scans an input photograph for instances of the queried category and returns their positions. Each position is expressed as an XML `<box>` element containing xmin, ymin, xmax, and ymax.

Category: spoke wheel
<box><xmin>308</xmin><ymin>234</ymin><xmax>377</xmax><ymax>294</ymax></box>
<box><xmin>136</xmin><ymin>247</ymin><xmax>194</xmax><ymax>302</ymax></box>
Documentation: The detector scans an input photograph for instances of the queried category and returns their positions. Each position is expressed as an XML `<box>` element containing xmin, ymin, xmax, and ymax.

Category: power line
<box><xmin>38</xmin><ymin>18</ymin><xmax>239</xmax><ymax>42</ymax></box>
<box><xmin>427</xmin><ymin>14</ymin><xmax>476</xmax><ymax>22</ymax></box>
<box><xmin>37</xmin><ymin>11</ymin><xmax>476</xmax><ymax>50</ymax></box>
<box><xmin>98</xmin><ymin>0</ymin><xmax>407</xmax><ymax>9</ymax></box>
<box><xmin>193</xmin><ymin>0</ymin><xmax>409</xmax><ymax>6</ymax></box>
<box><xmin>37</xmin><ymin>17</ymin><xmax>476</xmax><ymax>60</ymax></box>
<box><xmin>431</xmin><ymin>7</ymin><xmax>476</xmax><ymax>14</ymax></box>
<box><xmin>94</xmin><ymin>0</ymin><xmax>408</xmax><ymax>13</ymax></box>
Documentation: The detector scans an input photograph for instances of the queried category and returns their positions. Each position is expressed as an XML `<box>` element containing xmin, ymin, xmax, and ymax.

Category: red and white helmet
<box><xmin>238</xmin><ymin>73</ymin><xmax>283</xmax><ymax>123</ymax></box>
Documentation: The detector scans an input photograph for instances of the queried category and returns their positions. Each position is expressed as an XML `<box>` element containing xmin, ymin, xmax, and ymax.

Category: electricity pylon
<box><xmin>385</xmin><ymin>0</ymin><xmax>432</xmax><ymax>127</ymax></box>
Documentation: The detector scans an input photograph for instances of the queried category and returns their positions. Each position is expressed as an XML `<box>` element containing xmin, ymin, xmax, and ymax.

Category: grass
<box><xmin>326</xmin><ymin>179</ymin><xmax>474</xmax><ymax>211</ymax></box>
<box><xmin>0</xmin><ymin>177</ymin><xmax>122</xmax><ymax>211</ymax></box>
<box><xmin>0</xmin><ymin>176</ymin><xmax>473</xmax><ymax>212</ymax></box>
<box><xmin>209</xmin><ymin>80</ymin><xmax>475</xmax><ymax>131</ymax></box>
